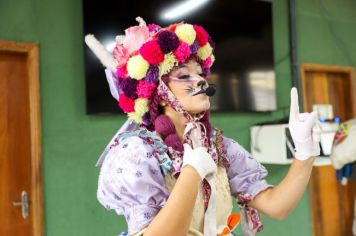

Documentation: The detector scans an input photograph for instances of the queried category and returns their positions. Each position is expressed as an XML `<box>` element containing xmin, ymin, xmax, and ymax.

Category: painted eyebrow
<box><xmin>177</xmin><ymin>64</ymin><xmax>187</xmax><ymax>69</ymax></box>
<box><xmin>177</xmin><ymin>62</ymin><xmax>200</xmax><ymax>69</ymax></box>
<box><xmin>174</xmin><ymin>63</ymin><xmax>202</xmax><ymax>73</ymax></box>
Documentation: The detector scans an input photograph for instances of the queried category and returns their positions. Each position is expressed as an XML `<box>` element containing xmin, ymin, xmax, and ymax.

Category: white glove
<box><xmin>289</xmin><ymin>87</ymin><xmax>321</xmax><ymax>160</ymax></box>
<box><xmin>182</xmin><ymin>144</ymin><xmax>217</xmax><ymax>180</ymax></box>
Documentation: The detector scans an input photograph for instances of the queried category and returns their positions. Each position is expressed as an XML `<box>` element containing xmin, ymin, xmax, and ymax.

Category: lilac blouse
<box><xmin>97</xmin><ymin>132</ymin><xmax>269</xmax><ymax>235</ymax></box>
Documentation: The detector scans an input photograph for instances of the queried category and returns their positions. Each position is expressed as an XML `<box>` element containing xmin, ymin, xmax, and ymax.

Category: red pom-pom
<box><xmin>194</xmin><ymin>25</ymin><xmax>209</xmax><ymax>46</ymax></box>
<box><xmin>139</xmin><ymin>40</ymin><xmax>164</xmax><ymax>65</ymax></box>
<box><xmin>118</xmin><ymin>93</ymin><xmax>135</xmax><ymax>113</ymax></box>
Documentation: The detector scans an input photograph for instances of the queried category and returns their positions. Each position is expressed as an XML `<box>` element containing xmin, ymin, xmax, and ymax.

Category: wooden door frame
<box><xmin>300</xmin><ymin>63</ymin><xmax>356</xmax><ymax>236</ymax></box>
<box><xmin>0</xmin><ymin>40</ymin><xmax>44</xmax><ymax>236</ymax></box>
<box><xmin>300</xmin><ymin>63</ymin><xmax>356</xmax><ymax>115</ymax></box>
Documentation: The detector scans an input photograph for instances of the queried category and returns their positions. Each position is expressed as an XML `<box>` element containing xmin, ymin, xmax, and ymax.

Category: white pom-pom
<box><xmin>84</xmin><ymin>34</ymin><xmax>117</xmax><ymax>72</ymax></box>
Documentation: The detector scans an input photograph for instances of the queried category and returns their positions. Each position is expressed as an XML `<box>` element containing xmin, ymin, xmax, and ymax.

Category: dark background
<box><xmin>83</xmin><ymin>0</ymin><xmax>275</xmax><ymax>114</ymax></box>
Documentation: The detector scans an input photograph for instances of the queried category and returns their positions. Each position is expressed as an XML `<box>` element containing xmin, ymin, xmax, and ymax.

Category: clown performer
<box><xmin>85</xmin><ymin>17</ymin><xmax>321</xmax><ymax>236</ymax></box>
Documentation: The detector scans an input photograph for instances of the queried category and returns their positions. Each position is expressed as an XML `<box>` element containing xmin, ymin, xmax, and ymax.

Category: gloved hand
<box><xmin>289</xmin><ymin>87</ymin><xmax>321</xmax><ymax>160</ymax></box>
<box><xmin>182</xmin><ymin>144</ymin><xmax>217</xmax><ymax>180</ymax></box>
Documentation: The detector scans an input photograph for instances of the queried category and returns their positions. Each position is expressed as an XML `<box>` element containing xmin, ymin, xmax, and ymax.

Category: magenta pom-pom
<box><xmin>173</xmin><ymin>41</ymin><xmax>191</xmax><ymax>63</ymax></box>
<box><xmin>137</xmin><ymin>80</ymin><xmax>156</xmax><ymax>98</ymax></box>
<box><xmin>165</xmin><ymin>133</ymin><xmax>183</xmax><ymax>152</ymax></box>
<box><xmin>116</xmin><ymin>66</ymin><xmax>128</xmax><ymax>78</ymax></box>
<box><xmin>154</xmin><ymin>115</ymin><xmax>176</xmax><ymax>138</ymax></box>
<box><xmin>202</xmin><ymin>56</ymin><xmax>212</xmax><ymax>69</ymax></box>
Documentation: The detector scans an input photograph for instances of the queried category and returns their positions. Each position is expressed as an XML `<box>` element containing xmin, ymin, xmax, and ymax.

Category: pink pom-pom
<box><xmin>113</xmin><ymin>45</ymin><xmax>129</xmax><ymax>67</ymax></box>
<box><xmin>154</xmin><ymin>115</ymin><xmax>176</xmax><ymax>138</ymax></box>
<box><xmin>202</xmin><ymin>56</ymin><xmax>212</xmax><ymax>69</ymax></box>
<box><xmin>139</xmin><ymin>40</ymin><xmax>164</xmax><ymax>65</ymax></box>
<box><xmin>137</xmin><ymin>80</ymin><xmax>156</xmax><ymax>98</ymax></box>
<box><xmin>173</xmin><ymin>41</ymin><xmax>191</xmax><ymax>63</ymax></box>
<box><xmin>118</xmin><ymin>93</ymin><xmax>135</xmax><ymax>113</ymax></box>
<box><xmin>194</xmin><ymin>25</ymin><xmax>209</xmax><ymax>46</ymax></box>
<box><xmin>165</xmin><ymin>133</ymin><xmax>183</xmax><ymax>152</ymax></box>
<box><xmin>116</xmin><ymin>65</ymin><xmax>128</xmax><ymax>78</ymax></box>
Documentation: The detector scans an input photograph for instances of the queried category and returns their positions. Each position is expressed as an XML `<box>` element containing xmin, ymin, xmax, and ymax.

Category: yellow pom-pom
<box><xmin>128</xmin><ymin>112</ymin><xmax>142</xmax><ymax>123</ymax></box>
<box><xmin>159</xmin><ymin>53</ymin><xmax>178</xmax><ymax>77</ymax></box>
<box><xmin>197</xmin><ymin>43</ymin><xmax>213</xmax><ymax>60</ymax></box>
<box><xmin>128</xmin><ymin>98</ymin><xmax>149</xmax><ymax>123</ymax></box>
<box><xmin>175</xmin><ymin>24</ymin><xmax>196</xmax><ymax>45</ymax></box>
<box><xmin>127</xmin><ymin>55</ymin><xmax>149</xmax><ymax>80</ymax></box>
<box><xmin>134</xmin><ymin>98</ymin><xmax>148</xmax><ymax>115</ymax></box>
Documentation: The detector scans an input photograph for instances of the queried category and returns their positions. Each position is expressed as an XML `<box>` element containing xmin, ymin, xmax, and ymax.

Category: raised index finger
<box><xmin>289</xmin><ymin>87</ymin><xmax>300</xmax><ymax>121</ymax></box>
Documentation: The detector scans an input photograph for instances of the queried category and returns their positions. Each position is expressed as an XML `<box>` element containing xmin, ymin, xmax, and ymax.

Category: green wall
<box><xmin>1</xmin><ymin>0</ymin><xmax>355</xmax><ymax>235</ymax></box>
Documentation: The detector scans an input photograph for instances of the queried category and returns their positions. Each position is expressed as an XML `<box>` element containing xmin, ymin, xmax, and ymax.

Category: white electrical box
<box><xmin>250</xmin><ymin>124</ymin><xmax>293</xmax><ymax>164</ymax></box>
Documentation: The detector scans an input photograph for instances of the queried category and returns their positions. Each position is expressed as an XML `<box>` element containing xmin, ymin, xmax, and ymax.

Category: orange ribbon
<box><xmin>217</xmin><ymin>213</ymin><xmax>240</xmax><ymax>236</ymax></box>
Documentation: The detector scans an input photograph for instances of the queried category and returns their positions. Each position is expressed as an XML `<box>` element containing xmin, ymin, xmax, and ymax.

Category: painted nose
<box><xmin>197</xmin><ymin>80</ymin><xmax>207</xmax><ymax>88</ymax></box>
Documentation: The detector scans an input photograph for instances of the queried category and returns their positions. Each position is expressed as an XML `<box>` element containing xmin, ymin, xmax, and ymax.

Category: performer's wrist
<box><xmin>181</xmin><ymin>165</ymin><xmax>203</xmax><ymax>182</ymax></box>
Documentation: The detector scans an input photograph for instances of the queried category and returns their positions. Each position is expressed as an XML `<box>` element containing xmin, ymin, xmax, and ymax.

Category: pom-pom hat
<box><xmin>85</xmin><ymin>17</ymin><xmax>215</xmax><ymax>125</ymax></box>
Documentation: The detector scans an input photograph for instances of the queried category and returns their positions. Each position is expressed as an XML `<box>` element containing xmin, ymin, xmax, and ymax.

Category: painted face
<box><xmin>167</xmin><ymin>60</ymin><xmax>210</xmax><ymax>114</ymax></box>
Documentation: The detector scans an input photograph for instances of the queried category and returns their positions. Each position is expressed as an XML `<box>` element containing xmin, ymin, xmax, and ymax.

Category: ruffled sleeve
<box><xmin>223</xmin><ymin>136</ymin><xmax>272</xmax><ymax>198</ymax></box>
<box><xmin>97</xmin><ymin>136</ymin><xmax>169</xmax><ymax>235</ymax></box>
